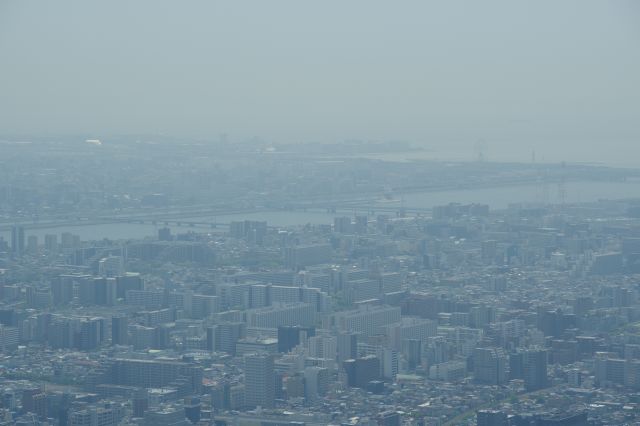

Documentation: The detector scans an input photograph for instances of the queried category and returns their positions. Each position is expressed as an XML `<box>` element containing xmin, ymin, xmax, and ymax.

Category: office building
<box><xmin>208</xmin><ymin>322</ymin><xmax>246</xmax><ymax>355</ymax></box>
<box><xmin>244</xmin><ymin>353</ymin><xmax>275</xmax><ymax>408</ymax></box>
<box><xmin>343</xmin><ymin>355</ymin><xmax>380</xmax><ymax>389</ymax></box>
<box><xmin>277</xmin><ymin>325</ymin><xmax>316</xmax><ymax>353</ymax></box>
<box><xmin>524</xmin><ymin>348</ymin><xmax>549</xmax><ymax>391</ymax></box>
<box><xmin>11</xmin><ymin>225</ymin><xmax>24</xmax><ymax>256</ymax></box>
<box><xmin>111</xmin><ymin>315</ymin><xmax>128</xmax><ymax>346</ymax></box>
<box><xmin>44</xmin><ymin>234</ymin><xmax>58</xmax><ymax>252</ymax></box>
<box><xmin>473</xmin><ymin>347</ymin><xmax>508</xmax><ymax>385</ymax></box>
<box><xmin>337</xmin><ymin>331</ymin><xmax>358</xmax><ymax>363</ymax></box>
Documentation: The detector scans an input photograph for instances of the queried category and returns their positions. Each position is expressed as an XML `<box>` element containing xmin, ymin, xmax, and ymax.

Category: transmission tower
<box><xmin>474</xmin><ymin>139</ymin><xmax>488</xmax><ymax>162</ymax></box>
<box><xmin>558</xmin><ymin>161</ymin><xmax>567</xmax><ymax>206</ymax></box>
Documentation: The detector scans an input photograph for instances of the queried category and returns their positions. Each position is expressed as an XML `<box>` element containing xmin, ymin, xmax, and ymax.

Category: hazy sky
<box><xmin>1</xmin><ymin>0</ymin><xmax>639</xmax><ymax>163</ymax></box>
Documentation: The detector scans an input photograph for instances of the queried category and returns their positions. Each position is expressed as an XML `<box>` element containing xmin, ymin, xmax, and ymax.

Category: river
<box><xmin>1</xmin><ymin>180</ymin><xmax>639</xmax><ymax>243</ymax></box>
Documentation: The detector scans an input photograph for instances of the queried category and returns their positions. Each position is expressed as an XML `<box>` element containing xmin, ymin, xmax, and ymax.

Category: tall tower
<box><xmin>11</xmin><ymin>225</ymin><xmax>25</xmax><ymax>257</ymax></box>
<box><xmin>244</xmin><ymin>352</ymin><xmax>275</xmax><ymax>408</ymax></box>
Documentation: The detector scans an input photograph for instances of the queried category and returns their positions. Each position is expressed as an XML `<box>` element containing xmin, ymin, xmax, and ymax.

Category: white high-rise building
<box><xmin>245</xmin><ymin>303</ymin><xmax>316</xmax><ymax>328</ymax></box>
<box><xmin>304</xmin><ymin>366</ymin><xmax>329</xmax><ymax>402</ymax></box>
<box><xmin>385</xmin><ymin>317</ymin><xmax>438</xmax><ymax>350</ymax></box>
<box><xmin>98</xmin><ymin>256</ymin><xmax>125</xmax><ymax>278</ymax></box>
<box><xmin>331</xmin><ymin>305</ymin><xmax>401</xmax><ymax>337</ymax></box>
<box><xmin>308</xmin><ymin>334</ymin><xmax>337</xmax><ymax>360</ymax></box>
<box><xmin>0</xmin><ymin>325</ymin><xmax>19</xmax><ymax>352</ymax></box>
